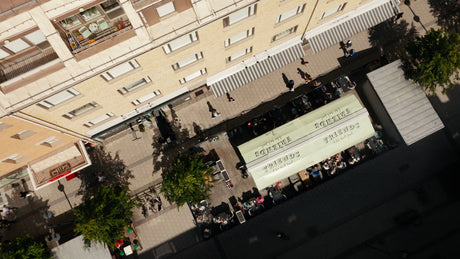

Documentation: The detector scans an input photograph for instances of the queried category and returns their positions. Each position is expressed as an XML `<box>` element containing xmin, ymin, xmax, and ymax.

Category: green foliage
<box><xmin>0</xmin><ymin>235</ymin><xmax>51</xmax><ymax>259</ymax></box>
<box><xmin>73</xmin><ymin>186</ymin><xmax>136</xmax><ymax>248</ymax></box>
<box><xmin>161</xmin><ymin>153</ymin><xmax>213</xmax><ymax>207</ymax></box>
<box><xmin>405</xmin><ymin>28</ymin><xmax>460</xmax><ymax>94</ymax></box>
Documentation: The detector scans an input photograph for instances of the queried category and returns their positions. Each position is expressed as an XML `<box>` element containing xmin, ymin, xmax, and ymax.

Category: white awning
<box><xmin>238</xmin><ymin>94</ymin><xmax>375</xmax><ymax>189</ymax></box>
<box><xmin>209</xmin><ymin>38</ymin><xmax>304</xmax><ymax>97</ymax></box>
<box><xmin>366</xmin><ymin>60</ymin><xmax>444</xmax><ymax>145</ymax></box>
<box><xmin>304</xmin><ymin>0</ymin><xmax>400</xmax><ymax>53</ymax></box>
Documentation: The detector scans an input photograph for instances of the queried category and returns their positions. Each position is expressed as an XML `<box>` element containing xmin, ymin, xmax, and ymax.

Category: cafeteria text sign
<box><xmin>248</xmin><ymin>112</ymin><xmax>375</xmax><ymax>189</ymax></box>
<box><xmin>238</xmin><ymin>94</ymin><xmax>365</xmax><ymax>163</ymax></box>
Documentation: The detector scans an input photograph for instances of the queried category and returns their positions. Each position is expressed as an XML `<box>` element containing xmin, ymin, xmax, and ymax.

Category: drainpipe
<box><xmin>301</xmin><ymin>0</ymin><xmax>321</xmax><ymax>42</ymax></box>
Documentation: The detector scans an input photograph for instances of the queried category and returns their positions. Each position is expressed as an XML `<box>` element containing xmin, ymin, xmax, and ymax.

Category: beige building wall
<box><xmin>0</xmin><ymin>116</ymin><xmax>80</xmax><ymax>178</ymax></box>
<box><xmin>1</xmin><ymin>0</ymin><xmax>378</xmax><ymax>137</ymax></box>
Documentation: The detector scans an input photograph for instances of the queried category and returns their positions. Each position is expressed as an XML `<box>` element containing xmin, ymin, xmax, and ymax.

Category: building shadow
<box><xmin>368</xmin><ymin>19</ymin><xmax>418</xmax><ymax>62</ymax></box>
<box><xmin>428</xmin><ymin>0</ymin><xmax>460</xmax><ymax>34</ymax></box>
<box><xmin>78</xmin><ymin>146</ymin><xmax>134</xmax><ymax>199</ymax></box>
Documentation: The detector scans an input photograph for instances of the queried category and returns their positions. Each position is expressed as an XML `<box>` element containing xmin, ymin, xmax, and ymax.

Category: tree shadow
<box><xmin>77</xmin><ymin>146</ymin><xmax>134</xmax><ymax>198</ymax></box>
<box><xmin>1</xmin><ymin>194</ymin><xmax>50</xmax><ymax>242</ymax></box>
<box><xmin>368</xmin><ymin>19</ymin><xmax>418</xmax><ymax>62</ymax></box>
<box><xmin>428</xmin><ymin>0</ymin><xmax>460</xmax><ymax>34</ymax></box>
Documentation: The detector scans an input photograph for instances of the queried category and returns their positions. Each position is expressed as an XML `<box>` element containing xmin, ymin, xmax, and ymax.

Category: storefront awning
<box><xmin>28</xmin><ymin>141</ymin><xmax>91</xmax><ymax>190</ymax></box>
<box><xmin>367</xmin><ymin>60</ymin><xmax>444</xmax><ymax>145</ymax></box>
<box><xmin>238</xmin><ymin>94</ymin><xmax>375</xmax><ymax>189</ymax></box>
<box><xmin>304</xmin><ymin>0</ymin><xmax>400</xmax><ymax>53</ymax></box>
<box><xmin>209</xmin><ymin>39</ymin><xmax>304</xmax><ymax>97</ymax></box>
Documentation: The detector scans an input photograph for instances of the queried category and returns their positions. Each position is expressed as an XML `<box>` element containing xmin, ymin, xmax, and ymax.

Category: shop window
<box><xmin>172</xmin><ymin>52</ymin><xmax>203</xmax><ymax>70</ymax></box>
<box><xmin>157</xmin><ymin>2</ymin><xmax>176</xmax><ymax>17</ymax></box>
<box><xmin>79</xmin><ymin>6</ymin><xmax>102</xmax><ymax>22</ymax></box>
<box><xmin>84</xmin><ymin>113</ymin><xmax>115</xmax><ymax>127</ymax></box>
<box><xmin>163</xmin><ymin>32</ymin><xmax>199</xmax><ymax>54</ymax></box>
<box><xmin>179</xmin><ymin>68</ymin><xmax>207</xmax><ymax>84</ymax></box>
<box><xmin>276</xmin><ymin>4</ymin><xmax>305</xmax><ymax>23</ymax></box>
<box><xmin>321</xmin><ymin>3</ymin><xmax>347</xmax><ymax>19</ymax></box>
<box><xmin>132</xmin><ymin>90</ymin><xmax>161</xmax><ymax>105</ymax></box>
<box><xmin>272</xmin><ymin>25</ymin><xmax>298</xmax><ymax>42</ymax></box>
<box><xmin>118</xmin><ymin>77</ymin><xmax>151</xmax><ymax>94</ymax></box>
<box><xmin>227</xmin><ymin>47</ymin><xmax>252</xmax><ymax>62</ymax></box>
<box><xmin>225</xmin><ymin>28</ymin><xmax>254</xmax><ymax>47</ymax></box>
<box><xmin>101</xmin><ymin>60</ymin><xmax>140</xmax><ymax>81</ymax></box>
<box><xmin>63</xmin><ymin>101</ymin><xmax>99</xmax><ymax>119</ymax></box>
<box><xmin>223</xmin><ymin>4</ymin><xmax>257</xmax><ymax>27</ymax></box>
<box><xmin>38</xmin><ymin>88</ymin><xmax>80</xmax><ymax>109</ymax></box>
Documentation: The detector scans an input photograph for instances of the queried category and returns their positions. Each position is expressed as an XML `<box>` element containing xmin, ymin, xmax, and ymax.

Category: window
<box><xmin>12</xmin><ymin>130</ymin><xmax>35</xmax><ymax>140</ymax></box>
<box><xmin>79</xmin><ymin>6</ymin><xmax>102</xmax><ymax>22</ymax></box>
<box><xmin>225</xmin><ymin>28</ymin><xmax>254</xmax><ymax>47</ymax></box>
<box><xmin>179</xmin><ymin>68</ymin><xmax>207</xmax><ymax>84</ymax></box>
<box><xmin>276</xmin><ymin>4</ymin><xmax>305</xmax><ymax>23</ymax></box>
<box><xmin>132</xmin><ymin>90</ymin><xmax>161</xmax><ymax>105</ymax></box>
<box><xmin>24</xmin><ymin>30</ymin><xmax>47</xmax><ymax>45</ymax></box>
<box><xmin>223</xmin><ymin>4</ymin><xmax>257</xmax><ymax>27</ymax></box>
<box><xmin>4</xmin><ymin>39</ymin><xmax>30</xmax><ymax>53</ymax></box>
<box><xmin>1</xmin><ymin>154</ymin><xmax>26</xmax><ymax>164</ymax></box>
<box><xmin>272</xmin><ymin>25</ymin><xmax>298</xmax><ymax>42</ymax></box>
<box><xmin>321</xmin><ymin>3</ymin><xmax>346</xmax><ymax>19</ymax></box>
<box><xmin>38</xmin><ymin>136</ymin><xmax>63</xmax><ymax>147</ymax></box>
<box><xmin>101</xmin><ymin>60</ymin><xmax>140</xmax><ymax>81</ymax></box>
<box><xmin>118</xmin><ymin>77</ymin><xmax>151</xmax><ymax>94</ymax></box>
<box><xmin>38</xmin><ymin>88</ymin><xmax>80</xmax><ymax>109</ymax></box>
<box><xmin>157</xmin><ymin>2</ymin><xmax>175</xmax><ymax>17</ymax></box>
<box><xmin>227</xmin><ymin>47</ymin><xmax>252</xmax><ymax>62</ymax></box>
<box><xmin>84</xmin><ymin>113</ymin><xmax>115</xmax><ymax>127</ymax></box>
<box><xmin>163</xmin><ymin>32</ymin><xmax>198</xmax><ymax>54</ymax></box>
<box><xmin>64</xmin><ymin>101</ymin><xmax>99</xmax><ymax>119</ymax></box>
<box><xmin>172</xmin><ymin>52</ymin><xmax>203</xmax><ymax>70</ymax></box>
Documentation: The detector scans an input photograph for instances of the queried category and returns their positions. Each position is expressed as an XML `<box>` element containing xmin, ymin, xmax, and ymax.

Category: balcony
<box><xmin>68</xmin><ymin>20</ymin><xmax>133</xmax><ymax>54</ymax></box>
<box><xmin>0</xmin><ymin>47</ymin><xmax>59</xmax><ymax>85</ymax></box>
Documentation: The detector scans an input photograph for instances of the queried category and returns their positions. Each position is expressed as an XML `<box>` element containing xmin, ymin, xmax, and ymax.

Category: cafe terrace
<box><xmin>238</xmin><ymin>93</ymin><xmax>375</xmax><ymax>190</ymax></box>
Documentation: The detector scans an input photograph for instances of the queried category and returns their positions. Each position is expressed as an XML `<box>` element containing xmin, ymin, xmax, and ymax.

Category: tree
<box><xmin>78</xmin><ymin>146</ymin><xmax>133</xmax><ymax>199</ymax></box>
<box><xmin>73</xmin><ymin>186</ymin><xmax>136</xmax><ymax>248</ymax></box>
<box><xmin>0</xmin><ymin>235</ymin><xmax>52</xmax><ymax>259</ymax></box>
<box><xmin>161</xmin><ymin>153</ymin><xmax>214</xmax><ymax>207</ymax></box>
<box><xmin>404</xmin><ymin>28</ymin><xmax>460</xmax><ymax>94</ymax></box>
<box><xmin>428</xmin><ymin>0</ymin><xmax>460</xmax><ymax>34</ymax></box>
<box><xmin>368</xmin><ymin>20</ymin><xmax>418</xmax><ymax>61</ymax></box>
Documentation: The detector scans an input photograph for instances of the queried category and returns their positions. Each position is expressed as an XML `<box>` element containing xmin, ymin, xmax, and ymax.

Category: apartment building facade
<box><xmin>0</xmin><ymin>0</ymin><xmax>400</xmax><ymax>189</ymax></box>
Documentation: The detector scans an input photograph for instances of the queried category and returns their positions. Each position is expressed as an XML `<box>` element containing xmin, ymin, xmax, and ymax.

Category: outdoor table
<box><xmin>123</xmin><ymin>245</ymin><xmax>133</xmax><ymax>255</ymax></box>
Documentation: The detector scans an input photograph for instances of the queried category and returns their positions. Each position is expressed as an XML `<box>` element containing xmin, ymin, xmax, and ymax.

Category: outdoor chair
<box><xmin>97</xmin><ymin>18</ymin><xmax>109</xmax><ymax>31</ymax></box>
<box><xmin>78</xmin><ymin>26</ymin><xmax>92</xmax><ymax>39</ymax></box>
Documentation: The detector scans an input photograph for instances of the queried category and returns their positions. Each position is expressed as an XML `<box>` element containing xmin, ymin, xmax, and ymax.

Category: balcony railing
<box><xmin>0</xmin><ymin>48</ymin><xmax>59</xmax><ymax>84</ymax></box>
<box><xmin>69</xmin><ymin>20</ymin><xmax>133</xmax><ymax>54</ymax></box>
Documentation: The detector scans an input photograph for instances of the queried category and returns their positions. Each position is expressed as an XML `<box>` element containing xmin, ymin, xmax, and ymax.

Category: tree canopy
<box><xmin>0</xmin><ymin>235</ymin><xmax>51</xmax><ymax>259</ymax></box>
<box><xmin>161</xmin><ymin>153</ymin><xmax>214</xmax><ymax>207</ymax></box>
<box><xmin>73</xmin><ymin>186</ymin><xmax>136</xmax><ymax>248</ymax></box>
<box><xmin>78</xmin><ymin>146</ymin><xmax>133</xmax><ymax>199</ymax></box>
<box><xmin>404</xmin><ymin>28</ymin><xmax>460</xmax><ymax>94</ymax></box>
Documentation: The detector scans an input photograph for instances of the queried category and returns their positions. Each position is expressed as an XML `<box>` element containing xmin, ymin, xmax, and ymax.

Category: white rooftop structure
<box><xmin>52</xmin><ymin>235</ymin><xmax>111</xmax><ymax>259</ymax></box>
<box><xmin>367</xmin><ymin>60</ymin><xmax>444</xmax><ymax>145</ymax></box>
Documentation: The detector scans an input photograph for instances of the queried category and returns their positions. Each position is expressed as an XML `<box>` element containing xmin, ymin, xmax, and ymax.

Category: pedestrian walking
<box><xmin>212</xmin><ymin>110</ymin><xmax>221</xmax><ymax>118</ymax></box>
<box><xmin>226</xmin><ymin>92</ymin><xmax>235</xmax><ymax>102</ymax></box>
<box><xmin>17</xmin><ymin>191</ymin><xmax>33</xmax><ymax>199</ymax></box>
<box><xmin>300</xmin><ymin>57</ymin><xmax>309</xmax><ymax>65</ymax></box>
<box><xmin>288</xmin><ymin>80</ymin><xmax>295</xmax><ymax>92</ymax></box>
